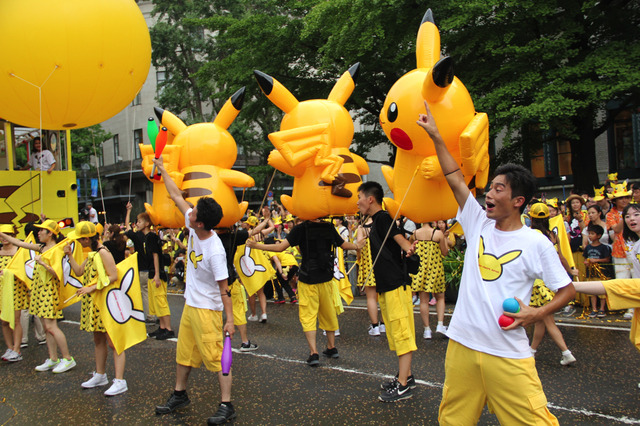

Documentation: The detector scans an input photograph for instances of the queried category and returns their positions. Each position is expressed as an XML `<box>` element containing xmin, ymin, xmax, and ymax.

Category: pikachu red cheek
<box><xmin>390</xmin><ymin>128</ymin><xmax>413</xmax><ymax>150</ymax></box>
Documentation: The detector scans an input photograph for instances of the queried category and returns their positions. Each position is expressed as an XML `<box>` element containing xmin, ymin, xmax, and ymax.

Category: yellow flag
<box><xmin>0</xmin><ymin>270</ymin><xmax>15</xmax><ymax>329</ymax></box>
<box><xmin>42</xmin><ymin>238</ymin><xmax>85</xmax><ymax>310</ymax></box>
<box><xmin>234</xmin><ymin>244</ymin><xmax>276</xmax><ymax>296</ymax></box>
<box><xmin>333</xmin><ymin>247</ymin><xmax>353</xmax><ymax>306</ymax></box>
<box><xmin>5</xmin><ymin>233</ymin><xmax>37</xmax><ymax>289</ymax></box>
<box><xmin>94</xmin><ymin>255</ymin><xmax>146</xmax><ymax>355</ymax></box>
<box><xmin>549</xmin><ymin>215</ymin><xmax>576</xmax><ymax>269</ymax></box>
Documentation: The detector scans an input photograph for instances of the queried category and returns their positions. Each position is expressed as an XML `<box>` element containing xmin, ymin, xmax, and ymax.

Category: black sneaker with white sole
<box><xmin>155</xmin><ymin>392</ymin><xmax>190</xmax><ymax>415</ymax></box>
<box><xmin>240</xmin><ymin>341</ymin><xmax>258</xmax><ymax>352</ymax></box>
<box><xmin>207</xmin><ymin>402</ymin><xmax>236</xmax><ymax>425</ymax></box>
<box><xmin>380</xmin><ymin>374</ymin><xmax>417</xmax><ymax>391</ymax></box>
<box><xmin>306</xmin><ymin>353</ymin><xmax>320</xmax><ymax>367</ymax></box>
<box><xmin>322</xmin><ymin>347</ymin><xmax>339</xmax><ymax>358</ymax></box>
<box><xmin>379</xmin><ymin>381</ymin><xmax>413</xmax><ymax>402</ymax></box>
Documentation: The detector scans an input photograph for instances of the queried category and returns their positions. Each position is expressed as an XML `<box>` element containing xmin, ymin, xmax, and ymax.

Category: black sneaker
<box><xmin>207</xmin><ymin>402</ymin><xmax>236</xmax><ymax>425</ymax></box>
<box><xmin>322</xmin><ymin>347</ymin><xmax>339</xmax><ymax>358</ymax></box>
<box><xmin>156</xmin><ymin>329</ymin><xmax>176</xmax><ymax>340</ymax></box>
<box><xmin>240</xmin><ymin>341</ymin><xmax>258</xmax><ymax>352</ymax></box>
<box><xmin>148</xmin><ymin>328</ymin><xmax>163</xmax><ymax>338</ymax></box>
<box><xmin>380</xmin><ymin>374</ymin><xmax>417</xmax><ymax>390</ymax></box>
<box><xmin>379</xmin><ymin>381</ymin><xmax>413</xmax><ymax>403</ymax></box>
<box><xmin>155</xmin><ymin>391</ymin><xmax>190</xmax><ymax>414</ymax></box>
<box><xmin>306</xmin><ymin>353</ymin><xmax>319</xmax><ymax>367</ymax></box>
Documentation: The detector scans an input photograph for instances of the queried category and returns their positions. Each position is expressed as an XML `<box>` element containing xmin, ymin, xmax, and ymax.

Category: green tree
<box><xmin>436</xmin><ymin>0</ymin><xmax>640</xmax><ymax>191</ymax></box>
<box><xmin>70</xmin><ymin>125</ymin><xmax>113</xmax><ymax>172</ymax></box>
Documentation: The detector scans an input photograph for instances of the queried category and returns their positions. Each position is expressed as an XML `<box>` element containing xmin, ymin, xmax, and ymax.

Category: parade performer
<box><xmin>0</xmin><ymin>225</ymin><xmax>27</xmax><ymax>362</ymax></box>
<box><xmin>153</xmin><ymin>156</ymin><xmax>237</xmax><ymax>425</ymax></box>
<box><xmin>356</xmin><ymin>182</ymin><xmax>418</xmax><ymax>402</ymax></box>
<box><xmin>64</xmin><ymin>222</ymin><xmax>128</xmax><ymax>395</ymax></box>
<box><xmin>247</xmin><ymin>217</ymin><xmax>360</xmax><ymax>366</ymax></box>
<box><xmin>1</xmin><ymin>220</ymin><xmax>77</xmax><ymax>373</ymax></box>
<box><xmin>417</xmin><ymin>102</ymin><xmax>575</xmax><ymax>424</ymax></box>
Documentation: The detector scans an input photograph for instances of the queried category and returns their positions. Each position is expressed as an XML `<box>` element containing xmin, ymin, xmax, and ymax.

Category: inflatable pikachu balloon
<box><xmin>379</xmin><ymin>9</ymin><xmax>490</xmax><ymax>223</ymax></box>
<box><xmin>140</xmin><ymin>87</ymin><xmax>255</xmax><ymax>228</ymax></box>
<box><xmin>254</xmin><ymin>64</ymin><xmax>369</xmax><ymax>220</ymax></box>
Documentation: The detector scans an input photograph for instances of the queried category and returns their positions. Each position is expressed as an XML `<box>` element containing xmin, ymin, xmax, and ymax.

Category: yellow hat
<box><xmin>67</xmin><ymin>221</ymin><xmax>97</xmax><ymax>239</ymax></box>
<box><xmin>35</xmin><ymin>219</ymin><xmax>61</xmax><ymax>236</ymax></box>
<box><xmin>545</xmin><ymin>198</ymin><xmax>559</xmax><ymax>209</ymax></box>
<box><xmin>244</xmin><ymin>216</ymin><xmax>258</xmax><ymax>227</ymax></box>
<box><xmin>0</xmin><ymin>224</ymin><xmax>16</xmax><ymax>234</ymax></box>
<box><xmin>608</xmin><ymin>172</ymin><xmax>618</xmax><ymax>182</ymax></box>
<box><xmin>608</xmin><ymin>181</ymin><xmax>632</xmax><ymax>199</ymax></box>
<box><xmin>529</xmin><ymin>203</ymin><xmax>550</xmax><ymax>219</ymax></box>
<box><xmin>285</xmin><ymin>214</ymin><xmax>294</xmax><ymax>222</ymax></box>
<box><xmin>95</xmin><ymin>223</ymin><xmax>104</xmax><ymax>235</ymax></box>
<box><xmin>593</xmin><ymin>186</ymin><xmax>606</xmax><ymax>202</ymax></box>
<box><xmin>273</xmin><ymin>216</ymin><xmax>282</xmax><ymax>225</ymax></box>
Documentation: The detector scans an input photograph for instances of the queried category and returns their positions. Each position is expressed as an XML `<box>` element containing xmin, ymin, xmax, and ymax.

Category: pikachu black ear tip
<box><xmin>230</xmin><ymin>87</ymin><xmax>246</xmax><ymax>110</ymax></box>
<box><xmin>433</xmin><ymin>56</ymin><xmax>454</xmax><ymax>88</ymax></box>
<box><xmin>253</xmin><ymin>70</ymin><xmax>273</xmax><ymax>95</ymax></box>
<box><xmin>348</xmin><ymin>62</ymin><xmax>361</xmax><ymax>82</ymax></box>
<box><xmin>421</xmin><ymin>8</ymin><xmax>435</xmax><ymax>26</ymax></box>
<box><xmin>153</xmin><ymin>106</ymin><xmax>164</xmax><ymax>122</ymax></box>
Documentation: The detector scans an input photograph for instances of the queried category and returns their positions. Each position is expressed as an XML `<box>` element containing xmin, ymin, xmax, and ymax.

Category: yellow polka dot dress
<box><xmin>411</xmin><ymin>240</ymin><xmax>445</xmax><ymax>293</ymax></box>
<box><xmin>357</xmin><ymin>239</ymin><xmax>376</xmax><ymax>287</ymax></box>
<box><xmin>0</xmin><ymin>255</ymin><xmax>30</xmax><ymax>310</ymax></box>
<box><xmin>29</xmin><ymin>263</ymin><xmax>63</xmax><ymax>319</ymax></box>
<box><xmin>80</xmin><ymin>253</ymin><xmax>105</xmax><ymax>333</ymax></box>
<box><xmin>530</xmin><ymin>279</ymin><xmax>555</xmax><ymax>307</ymax></box>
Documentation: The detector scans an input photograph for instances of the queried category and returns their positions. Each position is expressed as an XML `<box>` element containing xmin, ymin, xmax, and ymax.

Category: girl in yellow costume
<box><xmin>0</xmin><ymin>225</ymin><xmax>28</xmax><ymax>362</ymax></box>
<box><xmin>0</xmin><ymin>220</ymin><xmax>76</xmax><ymax>373</ymax></box>
<box><xmin>357</xmin><ymin>218</ymin><xmax>384</xmax><ymax>336</ymax></box>
<box><xmin>528</xmin><ymin>203</ymin><xmax>578</xmax><ymax>365</ymax></box>
<box><xmin>65</xmin><ymin>222</ymin><xmax>126</xmax><ymax>396</ymax></box>
<box><xmin>411</xmin><ymin>222</ymin><xmax>448</xmax><ymax>339</ymax></box>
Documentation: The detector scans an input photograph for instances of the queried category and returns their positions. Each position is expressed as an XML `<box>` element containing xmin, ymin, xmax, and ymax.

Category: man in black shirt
<box><xmin>357</xmin><ymin>181</ymin><xmax>417</xmax><ymax>403</ymax></box>
<box><xmin>248</xmin><ymin>219</ymin><xmax>360</xmax><ymax>366</ymax></box>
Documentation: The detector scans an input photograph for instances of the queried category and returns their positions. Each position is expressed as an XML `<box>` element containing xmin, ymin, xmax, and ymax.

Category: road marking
<box><xmin>234</xmin><ymin>349</ymin><xmax>640</xmax><ymax>424</ymax></box>
<box><xmin>61</xmin><ymin>320</ymin><xmax>81</xmax><ymax>325</ymax></box>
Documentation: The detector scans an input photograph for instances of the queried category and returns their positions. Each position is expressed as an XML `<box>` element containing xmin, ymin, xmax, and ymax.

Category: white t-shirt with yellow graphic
<box><xmin>184</xmin><ymin>208</ymin><xmax>229</xmax><ymax>311</ymax></box>
<box><xmin>447</xmin><ymin>193</ymin><xmax>571</xmax><ymax>359</ymax></box>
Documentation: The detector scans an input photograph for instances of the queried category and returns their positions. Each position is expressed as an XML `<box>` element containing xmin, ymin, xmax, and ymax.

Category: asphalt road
<box><xmin>1</xmin><ymin>294</ymin><xmax>639</xmax><ymax>425</ymax></box>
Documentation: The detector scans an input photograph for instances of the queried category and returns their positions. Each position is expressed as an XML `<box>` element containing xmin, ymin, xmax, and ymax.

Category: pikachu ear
<box><xmin>327</xmin><ymin>63</ymin><xmax>360</xmax><ymax>106</ymax></box>
<box><xmin>213</xmin><ymin>87</ymin><xmax>245</xmax><ymax>131</ymax></box>
<box><xmin>254</xmin><ymin>70</ymin><xmax>299</xmax><ymax>113</ymax></box>
<box><xmin>154</xmin><ymin>107</ymin><xmax>187</xmax><ymax>137</ymax></box>
<box><xmin>497</xmin><ymin>250</ymin><xmax>522</xmax><ymax>266</ymax></box>
<box><xmin>422</xmin><ymin>56</ymin><xmax>454</xmax><ymax>103</ymax></box>
<box><xmin>416</xmin><ymin>9</ymin><xmax>441</xmax><ymax>69</ymax></box>
<box><xmin>478</xmin><ymin>237</ymin><xmax>485</xmax><ymax>255</ymax></box>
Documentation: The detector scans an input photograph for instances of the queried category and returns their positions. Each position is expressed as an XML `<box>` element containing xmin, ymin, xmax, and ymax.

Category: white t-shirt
<box><xmin>627</xmin><ymin>239</ymin><xmax>640</xmax><ymax>279</ymax></box>
<box><xmin>446</xmin><ymin>193</ymin><xmax>571</xmax><ymax>358</ymax></box>
<box><xmin>184</xmin><ymin>208</ymin><xmax>229</xmax><ymax>310</ymax></box>
<box><xmin>28</xmin><ymin>150</ymin><xmax>56</xmax><ymax>171</ymax></box>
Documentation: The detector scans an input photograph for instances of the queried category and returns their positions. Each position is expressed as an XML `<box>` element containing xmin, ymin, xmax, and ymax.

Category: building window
<box><xmin>156</xmin><ymin>70</ymin><xmax>166</xmax><ymax>95</ymax></box>
<box><xmin>133</xmin><ymin>129</ymin><xmax>142</xmax><ymax>159</ymax></box>
<box><xmin>131</xmin><ymin>92</ymin><xmax>141</xmax><ymax>106</ymax></box>
<box><xmin>113</xmin><ymin>135</ymin><xmax>120</xmax><ymax>163</ymax></box>
<box><xmin>613</xmin><ymin>109</ymin><xmax>637</xmax><ymax>170</ymax></box>
<box><xmin>527</xmin><ymin>125</ymin><xmax>572</xmax><ymax>179</ymax></box>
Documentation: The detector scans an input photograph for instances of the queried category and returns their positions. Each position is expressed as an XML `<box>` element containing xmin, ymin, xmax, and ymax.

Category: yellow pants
<box><xmin>230</xmin><ymin>280</ymin><xmax>247</xmax><ymax>326</ymax></box>
<box><xmin>378</xmin><ymin>285</ymin><xmax>416</xmax><ymax>356</ymax></box>
<box><xmin>297</xmin><ymin>281</ymin><xmax>338</xmax><ymax>332</ymax></box>
<box><xmin>148</xmin><ymin>277</ymin><xmax>170</xmax><ymax>317</ymax></box>
<box><xmin>439</xmin><ymin>340</ymin><xmax>558</xmax><ymax>425</ymax></box>
<box><xmin>176</xmin><ymin>305</ymin><xmax>223</xmax><ymax>372</ymax></box>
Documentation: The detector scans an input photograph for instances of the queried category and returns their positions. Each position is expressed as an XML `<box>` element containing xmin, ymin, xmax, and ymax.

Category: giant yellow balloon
<box><xmin>379</xmin><ymin>9</ymin><xmax>490</xmax><ymax>223</ymax></box>
<box><xmin>254</xmin><ymin>64</ymin><xmax>369</xmax><ymax>220</ymax></box>
<box><xmin>0</xmin><ymin>0</ymin><xmax>151</xmax><ymax>130</ymax></box>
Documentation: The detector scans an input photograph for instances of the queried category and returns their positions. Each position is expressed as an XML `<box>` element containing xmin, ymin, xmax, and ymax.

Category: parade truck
<box><xmin>0</xmin><ymin>120</ymin><xmax>79</xmax><ymax>238</ymax></box>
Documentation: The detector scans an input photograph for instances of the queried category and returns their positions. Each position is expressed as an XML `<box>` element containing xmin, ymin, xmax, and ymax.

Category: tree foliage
<box><xmin>70</xmin><ymin>125</ymin><xmax>113</xmax><ymax>172</ymax></box>
<box><xmin>150</xmin><ymin>0</ymin><xmax>640</xmax><ymax>193</ymax></box>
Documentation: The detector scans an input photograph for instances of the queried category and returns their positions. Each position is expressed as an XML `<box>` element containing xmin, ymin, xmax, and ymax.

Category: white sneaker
<box><xmin>104</xmin><ymin>379</ymin><xmax>128</xmax><ymax>396</ymax></box>
<box><xmin>436</xmin><ymin>324</ymin><xmax>448</xmax><ymax>336</ymax></box>
<box><xmin>247</xmin><ymin>314</ymin><xmax>259</xmax><ymax>321</ymax></box>
<box><xmin>379</xmin><ymin>323</ymin><xmax>386</xmax><ymax>333</ymax></box>
<box><xmin>82</xmin><ymin>372</ymin><xmax>109</xmax><ymax>388</ymax></box>
<box><xmin>423</xmin><ymin>328</ymin><xmax>432</xmax><ymax>339</ymax></box>
<box><xmin>335</xmin><ymin>329</ymin><xmax>340</xmax><ymax>337</ymax></box>
<box><xmin>560</xmin><ymin>353</ymin><xmax>576</xmax><ymax>366</ymax></box>
<box><xmin>624</xmin><ymin>309</ymin><xmax>634</xmax><ymax>320</ymax></box>
<box><xmin>6</xmin><ymin>351</ymin><xmax>22</xmax><ymax>362</ymax></box>
<box><xmin>1</xmin><ymin>348</ymin><xmax>13</xmax><ymax>361</ymax></box>
<box><xmin>260</xmin><ymin>313</ymin><xmax>267</xmax><ymax>323</ymax></box>
<box><xmin>35</xmin><ymin>358</ymin><xmax>60</xmax><ymax>372</ymax></box>
<box><xmin>413</xmin><ymin>297</ymin><xmax>420</xmax><ymax>306</ymax></box>
<box><xmin>52</xmin><ymin>357</ymin><xmax>76</xmax><ymax>373</ymax></box>
<box><xmin>368</xmin><ymin>325</ymin><xmax>380</xmax><ymax>336</ymax></box>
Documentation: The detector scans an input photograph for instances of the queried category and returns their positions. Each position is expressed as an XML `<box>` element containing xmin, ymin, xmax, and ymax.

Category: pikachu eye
<box><xmin>387</xmin><ymin>102</ymin><xmax>398</xmax><ymax>123</ymax></box>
